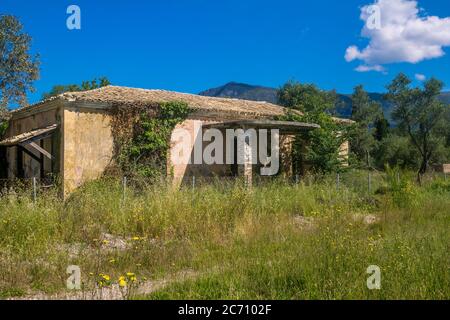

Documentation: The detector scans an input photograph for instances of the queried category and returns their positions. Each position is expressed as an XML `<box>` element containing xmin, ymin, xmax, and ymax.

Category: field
<box><xmin>0</xmin><ymin>170</ymin><xmax>448</xmax><ymax>300</ymax></box>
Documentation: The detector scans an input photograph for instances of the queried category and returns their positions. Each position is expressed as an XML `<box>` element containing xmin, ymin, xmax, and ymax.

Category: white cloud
<box><xmin>415</xmin><ymin>73</ymin><xmax>426</xmax><ymax>81</ymax></box>
<box><xmin>355</xmin><ymin>64</ymin><xmax>386</xmax><ymax>73</ymax></box>
<box><xmin>345</xmin><ymin>0</ymin><xmax>450</xmax><ymax>72</ymax></box>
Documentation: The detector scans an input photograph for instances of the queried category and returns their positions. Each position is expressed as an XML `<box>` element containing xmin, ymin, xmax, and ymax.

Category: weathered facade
<box><xmin>0</xmin><ymin>86</ymin><xmax>350</xmax><ymax>194</ymax></box>
<box><xmin>433</xmin><ymin>164</ymin><xmax>450</xmax><ymax>174</ymax></box>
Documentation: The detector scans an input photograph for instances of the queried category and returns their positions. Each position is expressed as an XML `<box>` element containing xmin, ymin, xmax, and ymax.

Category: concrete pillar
<box><xmin>237</xmin><ymin>130</ymin><xmax>253</xmax><ymax>187</ymax></box>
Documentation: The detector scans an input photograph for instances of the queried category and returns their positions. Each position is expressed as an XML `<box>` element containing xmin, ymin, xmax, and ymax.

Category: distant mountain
<box><xmin>199</xmin><ymin>82</ymin><xmax>450</xmax><ymax>121</ymax></box>
<box><xmin>335</xmin><ymin>92</ymin><xmax>393</xmax><ymax>119</ymax></box>
<box><xmin>439</xmin><ymin>92</ymin><xmax>450</xmax><ymax>104</ymax></box>
<box><xmin>199</xmin><ymin>82</ymin><xmax>279</xmax><ymax>104</ymax></box>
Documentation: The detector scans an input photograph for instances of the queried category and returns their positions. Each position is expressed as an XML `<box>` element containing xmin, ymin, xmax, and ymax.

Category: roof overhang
<box><xmin>202</xmin><ymin>119</ymin><xmax>320</xmax><ymax>134</ymax></box>
<box><xmin>0</xmin><ymin>124</ymin><xmax>58</xmax><ymax>147</ymax></box>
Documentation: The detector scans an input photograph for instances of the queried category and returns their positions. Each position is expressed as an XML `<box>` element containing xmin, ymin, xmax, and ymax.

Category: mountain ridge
<box><xmin>199</xmin><ymin>82</ymin><xmax>450</xmax><ymax>120</ymax></box>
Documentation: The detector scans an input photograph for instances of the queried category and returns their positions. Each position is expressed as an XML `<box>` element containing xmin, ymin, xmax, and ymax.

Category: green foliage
<box><xmin>42</xmin><ymin>77</ymin><xmax>111</xmax><ymax>100</ymax></box>
<box><xmin>373</xmin><ymin>117</ymin><xmax>390</xmax><ymax>142</ymax></box>
<box><xmin>445</xmin><ymin>108</ymin><xmax>450</xmax><ymax>147</ymax></box>
<box><xmin>116</xmin><ymin>101</ymin><xmax>189</xmax><ymax>180</ymax></box>
<box><xmin>0</xmin><ymin>15</ymin><xmax>40</xmax><ymax>109</ymax></box>
<box><xmin>278</xmin><ymin>81</ymin><xmax>348</xmax><ymax>174</ymax></box>
<box><xmin>385</xmin><ymin>73</ymin><xmax>448</xmax><ymax>176</ymax></box>
<box><xmin>383</xmin><ymin>165</ymin><xmax>420</xmax><ymax>208</ymax></box>
<box><xmin>374</xmin><ymin>134</ymin><xmax>420</xmax><ymax>169</ymax></box>
<box><xmin>0</xmin><ymin>15</ymin><xmax>38</xmax><ymax>135</ymax></box>
<box><xmin>0</xmin><ymin>121</ymin><xmax>7</xmax><ymax>138</ymax></box>
<box><xmin>349</xmin><ymin>85</ymin><xmax>383</xmax><ymax>167</ymax></box>
<box><xmin>278</xmin><ymin>80</ymin><xmax>337</xmax><ymax>114</ymax></box>
<box><xmin>428</xmin><ymin>179</ymin><xmax>450</xmax><ymax>194</ymax></box>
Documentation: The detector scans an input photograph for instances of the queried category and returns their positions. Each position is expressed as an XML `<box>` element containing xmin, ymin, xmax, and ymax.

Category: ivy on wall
<box><xmin>109</xmin><ymin>101</ymin><xmax>189</xmax><ymax>181</ymax></box>
<box><xmin>0</xmin><ymin>122</ymin><xmax>7</xmax><ymax>138</ymax></box>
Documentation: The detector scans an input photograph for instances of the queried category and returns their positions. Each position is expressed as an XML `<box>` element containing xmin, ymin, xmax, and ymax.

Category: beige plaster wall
<box><xmin>168</xmin><ymin>119</ymin><xmax>232</xmax><ymax>185</ymax></box>
<box><xmin>339</xmin><ymin>140</ymin><xmax>350</xmax><ymax>167</ymax></box>
<box><xmin>62</xmin><ymin>107</ymin><xmax>114</xmax><ymax>195</ymax></box>
<box><xmin>444</xmin><ymin>164</ymin><xmax>450</xmax><ymax>174</ymax></box>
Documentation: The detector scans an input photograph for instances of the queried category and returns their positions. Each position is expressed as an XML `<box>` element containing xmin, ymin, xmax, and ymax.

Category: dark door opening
<box><xmin>0</xmin><ymin>146</ymin><xmax>7</xmax><ymax>179</ymax></box>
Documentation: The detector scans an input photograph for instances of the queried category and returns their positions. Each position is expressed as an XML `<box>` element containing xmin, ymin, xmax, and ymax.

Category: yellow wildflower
<box><xmin>126</xmin><ymin>272</ymin><xmax>137</xmax><ymax>282</ymax></box>
<box><xmin>101</xmin><ymin>274</ymin><xmax>110</xmax><ymax>281</ymax></box>
<box><xmin>118</xmin><ymin>276</ymin><xmax>127</xmax><ymax>287</ymax></box>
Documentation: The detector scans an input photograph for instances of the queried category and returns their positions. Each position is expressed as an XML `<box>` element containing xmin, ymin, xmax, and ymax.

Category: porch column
<box><xmin>237</xmin><ymin>127</ymin><xmax>253</xmax><ymax>187</ymax></box>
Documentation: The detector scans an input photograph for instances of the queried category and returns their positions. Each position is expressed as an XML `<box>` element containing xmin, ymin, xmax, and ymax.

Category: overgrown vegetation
<box><xmin>0</xmin><ymin>14</ymin><xmax>447</xmax><ymax>301</ymax></box>
<box><xmin>276</xmin><ymin>76</ymin><xmax>449</xmax><ymax>178</ymax></box>
<box><xmin>277</xmin><ymin>81</ymin><xmax>350</xmax><ymax>174</ymax></box>
<box><xmin>0</xmin><ymin>122</ymin><xmax>7</xmax><ymax>139</ymax></box>
<box><xmin>0</xmin><ymin>172</ymin><xmax>448</xmax><ymax>299</ymax></box>
<box><xmin>109</xmin><ymin>101</ymin><xmax>189</xmax><ymax>181</ymax></box>
<box><xmin>343</xmin><ymin>75</ymin><xmax>450</xmax><ymax>176</ymax></box>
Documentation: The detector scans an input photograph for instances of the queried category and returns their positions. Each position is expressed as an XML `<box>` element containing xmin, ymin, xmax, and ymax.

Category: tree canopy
<box><xmin>277</xmin><ymin>81</ymin><xmax>348</xmax><ymax>174</ymax></box>
<box><xmin>349</xmin><ymin>85</ymin><xmax>383</xmax><ymax>167</ymax></box>
<box><xmin>0</xmin><ymin>15</ymin><xmax>39</xmax><ymax>128</ymax></box>
<box><xmin>42</xmin><ymin>77</ymin><xmax>111</xmax><ymax>100</ymax></box>
<box><xmin>385</xmin><ymin>73</ymin><xmax>448</xmax><ymax>178</ymax></box>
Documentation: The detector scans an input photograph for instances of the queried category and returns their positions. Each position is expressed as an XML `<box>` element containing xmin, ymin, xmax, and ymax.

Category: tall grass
<box><xmin>0</xmin><ymin>172</ymin><xmax>448</xmax><ymax>299</ymax></box>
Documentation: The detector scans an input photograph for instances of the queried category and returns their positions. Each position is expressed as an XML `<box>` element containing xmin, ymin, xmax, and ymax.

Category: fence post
<box><xmin>397</xmin><ymin>171</ymin><xmax>400</xmax><ymax>184</ymax></box>
<box><xmin>368</xmin><ymin>172</ymin><xmax>372</xmax><ymax>194</ymax></box>
<box><xmin>122</xmin><ymin>176</ymin><xmax>127</xmax><ymax>204</ymax></box>
<box><xmin>192</xmin><ymin>175</ymin><xmax>195</xmax><ymax>190</ymax></box>
<box><xmin>295</xmin><ymin>174</ymin><xmax>299</xmax><ymax>185</ymax></box>
<box><xmin>32</xmin><ymin>177</ymin><xmax>37</xmax><ymax>203</ymax></box>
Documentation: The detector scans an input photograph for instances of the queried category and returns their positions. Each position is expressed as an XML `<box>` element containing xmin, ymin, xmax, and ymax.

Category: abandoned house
<box><xmin>0</xmin><ymin>86</ymin><xmax>351</xmax><ymax>194</ymax></box>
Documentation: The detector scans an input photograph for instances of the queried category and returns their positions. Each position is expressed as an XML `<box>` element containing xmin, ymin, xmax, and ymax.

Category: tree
<box><xmin>385</xmin><ymin>73</ymin><xmax>448</xmax><ymax>179</ymax></box>
<box><xmin>374</xmin><ymin>133</ymin><xmax>420</xmax><ymax>170</ymax></box>
<box><xmin>444</xmin><ymin>107</ymin><xmax>450</xmax><ymax>147</ymax></box>
<box><xmin>349</xmin><ymin>85</ymin><xmax>383</xmax><ymax>167</ymax></box>
<box><xmin>278</xmin><ymin>80</ymin><xmax>336</xmax><ymax>114</ymax></box>
<box><xmin>373</xmin><ymin>117</ymin><xmax>390</xmax><ymax>142</ymax></box>
<box><xmin>0</xmin><ymin>15</ymin><xmax>40</xmax><ymax>136</ymax></box>
<box><xmin>277</xmin><ymin>81</ymin><xmax>348</xmax><ymax>174</ymax></box>
<box><xmin>42</xmin><ymin>77</ymin><xmax>110</xmax><ymax>100</ymax></box>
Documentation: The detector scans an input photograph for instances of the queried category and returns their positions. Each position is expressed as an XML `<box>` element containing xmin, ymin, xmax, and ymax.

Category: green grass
<box><xmin>0</xmin><ymin>171</ymin><xmax>448</xmax><ymax>299</ymax></box>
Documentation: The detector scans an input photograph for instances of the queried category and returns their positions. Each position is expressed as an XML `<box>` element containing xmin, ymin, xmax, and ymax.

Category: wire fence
<box><xmin>0</xmin><ymin>170</ymin><xmax>448</xmax><ymax>201</ymax></box>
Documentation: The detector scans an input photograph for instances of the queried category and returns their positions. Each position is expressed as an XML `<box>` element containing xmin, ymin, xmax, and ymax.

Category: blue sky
<box><xmin>2</xmin><ymin>0</ymin><xmax>450</xmax><ymax>104</ymax></box>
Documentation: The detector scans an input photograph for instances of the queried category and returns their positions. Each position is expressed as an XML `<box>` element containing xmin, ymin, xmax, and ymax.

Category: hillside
<box><xmin>199</xmin><ymin>82</ymin><xmax>278</xmax><ymax>103</ymax></box>
<box><xmin>200</xmin><ymin>82</ymin><xmax>449</xmax><ymax>120</ymax></box>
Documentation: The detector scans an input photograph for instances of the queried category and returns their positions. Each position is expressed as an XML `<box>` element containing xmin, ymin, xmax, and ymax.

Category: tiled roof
<box><xmin>11</xmin><ymin>85</ymin><xmax>353</xmax><ymax>123</ymax></box>
<box><xmin>13</xmin><ymin>85</ymin><xmax>294</xmax><ymax>118</ymax></box>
